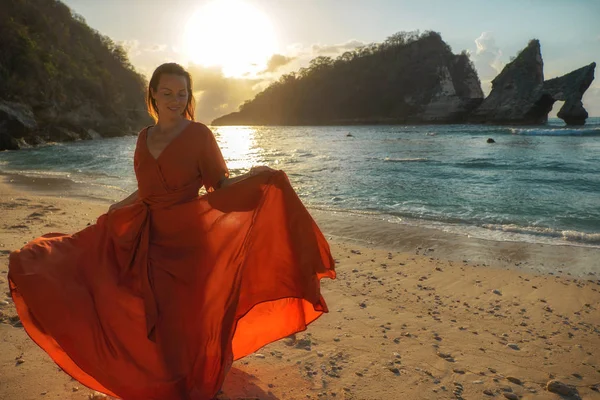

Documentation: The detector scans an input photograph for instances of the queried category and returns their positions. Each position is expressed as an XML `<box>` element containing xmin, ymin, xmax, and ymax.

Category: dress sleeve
<box><xmin>199</xmin><ymin>126</ymin><xmax>229</xmax><ymax>192</ymax></box>
<box><xmin>133</xmin><ymin>128</ymin><xmax>147</xmax><ymax>175</ymax></box>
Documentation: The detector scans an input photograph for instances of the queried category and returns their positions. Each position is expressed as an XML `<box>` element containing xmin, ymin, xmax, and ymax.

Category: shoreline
<box><xmin>2</xmin><ymin>173</ymin><xmax>599</xmax><ymax>278</ymax></box>
<box><xmin>1</xmin><ymin>176</ymin><xmax>600</xmax><ymax>399</ymax></box>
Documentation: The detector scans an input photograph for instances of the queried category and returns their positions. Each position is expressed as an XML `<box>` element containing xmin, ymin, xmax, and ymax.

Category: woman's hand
<box><xmin>220</xmin><ymin>166</ymin><xmax>276</xmax><ymax>189</ymax></box>
<box><xmin>108</xmin><ymin>202</ymin><xmax>122</xmax><ymax>213</ymax></box>
<box><xmin>249</xmin><ymin>165</ymin><xmax>276</xmax><ymax>176</ymax></box>
<box><xmin>108</xmin><ymin>190</ymin><xmax>139</xmax><ymax>213</ymax></box>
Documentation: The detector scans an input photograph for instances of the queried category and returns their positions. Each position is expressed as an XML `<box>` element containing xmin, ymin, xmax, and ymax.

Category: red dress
<box><xmin>8</xmin><ymin>122</ymin><xmax>336</xmax><ymax>399</ymax></box>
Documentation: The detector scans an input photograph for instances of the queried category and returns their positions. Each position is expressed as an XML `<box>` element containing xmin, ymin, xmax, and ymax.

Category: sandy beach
<box><xmin>1</xmin><ymin>175</ymin><xmax>599</xmax><ymax>400</ymax></box>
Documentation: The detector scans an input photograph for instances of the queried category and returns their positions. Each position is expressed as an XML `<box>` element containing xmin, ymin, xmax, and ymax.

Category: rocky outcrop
<box><xmin>468</xmin><ymin>40</ymin><xmax>545</xmax><ymax>124</ymax></box>
<box><xmin>468</xmin><ymin>40</ymin><xmax>595</xmax><ymax>125</ymax></box>
<box><xmin>416</xmin><ymin>60</ymin><xmax>484</xmax><ymax>122</ymax></box>
<box><xmin>214</xmin><ymin>35</ymin><xmax>595</xmax><ymax>127</ymax></box>
<box><xmin>0</xmin><ymin>102</ymin><xmax>38</xmax><ymax>150</ymax></box>
<box><xmin>0</xmin><ymin>99</ymin><xmax>147</xmax><ymax>151</ymax></box>
<box><xmin>0</xmin><ymin>100</ymin><xmax>146</xmax><ymax>151</ymax></box>
<box><xmin>543</xmin><ymin>63</ymin><xmax>596</xmax><ymax>125</ymax></box>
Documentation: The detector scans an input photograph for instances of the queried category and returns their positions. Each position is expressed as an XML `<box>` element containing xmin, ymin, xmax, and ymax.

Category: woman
<box><xmin>8</xmin><ymin>63</ymin><xmax>336</xmax><ymax>400</ymax></box>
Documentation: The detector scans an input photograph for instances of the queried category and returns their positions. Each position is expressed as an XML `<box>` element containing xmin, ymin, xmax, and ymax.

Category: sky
<box><xmin>63</xmin><ymin>0</ymin><xmax>600</xmax><ymax>122</ymax></box>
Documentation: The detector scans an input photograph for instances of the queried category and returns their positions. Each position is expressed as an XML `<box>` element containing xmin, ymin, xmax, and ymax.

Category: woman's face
<box><xmin>151</xmin><ymin>73</ymin><xmax>189</xmax><ymax>120</ymax></box>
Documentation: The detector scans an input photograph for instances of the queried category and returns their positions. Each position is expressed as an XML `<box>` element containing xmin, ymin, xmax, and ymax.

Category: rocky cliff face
<box><xmin>543</xmin><ymin>63</ymin><xmax>596</xmax><ymax>125</ymax></box>
<box><xmin>0</xmin><ymin>99</ymin><xmax>148</xmax><ymax>151</ymax></box>
<box><xmin>416</xmin><ymin>59</ymin><xmax>484</xmax><ymax>122</ymax></box>
<box><xmin>468</xmin><ymin>40</ymin><xmax>595</xmax><ymax>125</ymax></box>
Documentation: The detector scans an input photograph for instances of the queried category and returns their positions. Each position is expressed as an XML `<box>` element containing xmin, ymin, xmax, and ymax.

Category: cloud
<box><xmin>187</xmin><ymin>65</ymin><xmax>264</xmax><ymax>123</ymax></box>
<box><xmin>263</xmin><ymin>54</ymin><xmax>296</xmax><ymax>73</ymax></box>
<box><xmin>119</xmin><ymin>39</ymin><xmax>141</xmax><ymax>57</ymax></box>
<box><xmin>583</xmin><ymin>84</ymin><xmax>600</xmax><ymax>117</ymax></box>
<box><xmin>120</xmin><ymin>40</ymin><xmax>183</xmax><ymax>77</ymax></box>
<box><xmin>469</xmin><ymin>32</ymin><xmax>505</xmax><ymax>95</ymax></box>
<box><xmin>311</xmin><ymin>40</ymin><xmax>366</xmax><ymax>55</ymax></box>
<box><xmin>148</xmin><ymin>44</ymin><xmax>168</xmax><ymax>52</ymax></box>
<box><xmin>285</xmin><ymin>39</ymin><xmax>365</xmax><ymax>59</ymax></box>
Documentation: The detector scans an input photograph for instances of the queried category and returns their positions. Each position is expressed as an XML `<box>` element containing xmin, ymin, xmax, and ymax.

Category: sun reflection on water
<box><xmin>212</xmin><ymin>126</ymin><xmax>263</xmax><ymax>172</ymax></box>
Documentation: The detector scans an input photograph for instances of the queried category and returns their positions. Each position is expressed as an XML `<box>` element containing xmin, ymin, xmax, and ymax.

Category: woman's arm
<box><xmin>108</xmin><ymin>190</ymin><xmax>139</xmax><ymax>212</ymax></box>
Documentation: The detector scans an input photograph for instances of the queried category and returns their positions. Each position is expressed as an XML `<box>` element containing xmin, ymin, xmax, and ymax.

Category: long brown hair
<box><xmin>146</xmin><ymin>63</ymin><xmax>195</xmax><ymax>122</ymax></box>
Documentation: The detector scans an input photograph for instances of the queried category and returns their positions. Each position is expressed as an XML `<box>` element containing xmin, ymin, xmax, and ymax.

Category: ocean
<box><xmin>1</xmin><ymin>118</ymin><xmax>599</xmax><ymax>248</ymax></box>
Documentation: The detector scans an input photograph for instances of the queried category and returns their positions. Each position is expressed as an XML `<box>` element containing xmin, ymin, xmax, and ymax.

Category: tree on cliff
<box><xmin>212</xmin><ymin>31</ymin><xmax>482</xmax><ymax>125</ymax></box>
<box><xmin>0</xmin><ymin>0</ymin><xmax>148</xmax><ymax>135</ymax></box>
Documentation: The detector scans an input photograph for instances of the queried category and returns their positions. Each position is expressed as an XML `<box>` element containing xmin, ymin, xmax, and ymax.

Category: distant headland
<box><xmin>213</xmin><ymin>34</ymin><xmax>595</xmax><ymax>127</ymax></box>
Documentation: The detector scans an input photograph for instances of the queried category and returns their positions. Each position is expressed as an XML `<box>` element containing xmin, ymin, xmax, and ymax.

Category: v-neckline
<box><xmin>145</xmin><ymin>121</ymin><xmax>193</xmax><ymax>162</ymax></box>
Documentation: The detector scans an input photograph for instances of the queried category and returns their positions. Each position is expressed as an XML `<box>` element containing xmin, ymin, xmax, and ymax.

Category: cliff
<box><xmin>468</xmin><ymin>40</ymin><xmax>595</xmax><ymax>125</ymax></box>
<box><xmin>213</xmin><ymin>31</ymin><xmax>484</xmax><ymax>126</ymax></box>
<box><xmin>543</xmin><ymin>63</ymin><xmax>596</xmax><ymax>125</ymax></box>
<box><xmin>0</xmin><ymin>0</ymin><xmax>151</xmax><ymax>151</ymax></box>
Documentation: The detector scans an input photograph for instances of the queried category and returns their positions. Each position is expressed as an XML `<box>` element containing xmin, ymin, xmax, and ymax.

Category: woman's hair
<box><xmin>146</xmin><ymin>63</ymin><xmax>195</xmax><ymax>122</ymax></box>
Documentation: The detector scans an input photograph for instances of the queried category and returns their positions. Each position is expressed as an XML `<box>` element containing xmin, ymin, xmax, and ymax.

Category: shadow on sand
<box><xmin>217</xmin><ymin>367</ymin><xmax>279</xmax><ymax>400</ymax></box>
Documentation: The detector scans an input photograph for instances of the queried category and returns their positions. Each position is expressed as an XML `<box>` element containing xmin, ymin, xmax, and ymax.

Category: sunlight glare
<box><xmin>213</xmin><ymin>126</ymin><xmax>262</xmax><ymax>171</ymax></box>
<box><xmin>184</xmin><ymin>0</ymin><xmax>277</xmax><ymax>77</ymax></box>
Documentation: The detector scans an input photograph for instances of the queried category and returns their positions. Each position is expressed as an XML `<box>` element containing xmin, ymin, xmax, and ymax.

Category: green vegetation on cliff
<box><xmin>213</xmin><ymin>31</ymin><xmax>483</xmax><ymax>125</ymax></box>
<box><xmin>0</xmin><ymin>0</ymin><xmax>149</xmax><ymax>146</ymax></box>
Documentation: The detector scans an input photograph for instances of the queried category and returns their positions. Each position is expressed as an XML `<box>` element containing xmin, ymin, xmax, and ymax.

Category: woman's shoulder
<box><xmin>137</xmin><ymin>125</ymin><xmax>153</xmax><ymax>139</ymax></box>
<box><xmin>134</xmin><ymin>125</ymin><xmax>152</xmax><ymax>146</ymax></box>
<box><xmin>187</xmin><ymin>121</ymin><xmax>216</xmax><ymax>143</ymax></box>
<box><xmin>189</xmin><ymin>121</ymin><xmax>211</xmax><ymax>135</ymax></box>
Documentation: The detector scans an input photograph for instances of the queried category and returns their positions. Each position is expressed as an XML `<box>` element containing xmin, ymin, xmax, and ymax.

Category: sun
<box><xmin>184</xmin><ymin>0</ymin><xmax>277</xmax><ymax>77</ymax></box>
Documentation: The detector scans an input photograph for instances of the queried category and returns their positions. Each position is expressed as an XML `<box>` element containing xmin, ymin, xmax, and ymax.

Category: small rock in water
<box><xmin>487</xmin><ymin>138</ymin><xmax>496</xmax><ymax>143</ymax></box>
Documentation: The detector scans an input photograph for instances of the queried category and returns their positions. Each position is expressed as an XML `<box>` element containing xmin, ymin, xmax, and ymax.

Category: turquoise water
<box><xmin>1</xmin><ymin>118</ymin><xmax>599</xmax><ymax>246</ymax></box>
